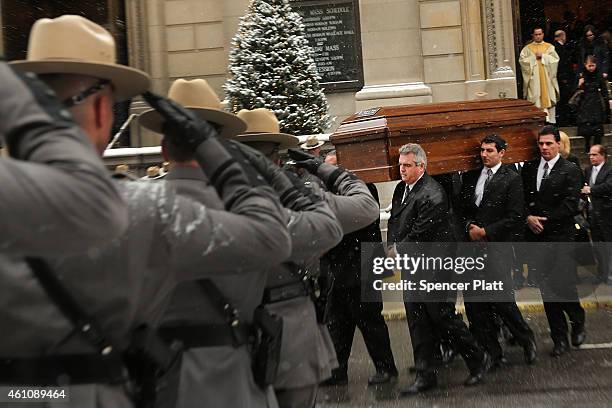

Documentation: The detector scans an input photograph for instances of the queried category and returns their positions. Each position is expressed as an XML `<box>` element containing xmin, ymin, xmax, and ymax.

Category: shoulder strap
<box><xmin>197</xmin><ymin>279</ymin><xmax>240</xmax><ymax>327</ymax></box>
<box><xmin>25</xmin><ymin>257</ymin><xmax>124</xmax><ymax>363</ymax></box>
<box><xmin>197</xmin><ymin>279</ymin><xmax>250</xmax><ymax>346</ymax></box>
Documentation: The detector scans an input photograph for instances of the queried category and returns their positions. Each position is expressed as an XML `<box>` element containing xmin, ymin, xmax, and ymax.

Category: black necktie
<box><xmin>542</xmin><ymin>162</ymin><xmax>549</xmax><ymax>180</ymax></box>
<box><xmin>484</xmin><ymin>168</ymin><xmax>493</xmax><ymax>189</ymax></box>
<box><xmin>401</xmin><ymin>186</ymin><xmax>410</xmax><ymax>204</ymax></box>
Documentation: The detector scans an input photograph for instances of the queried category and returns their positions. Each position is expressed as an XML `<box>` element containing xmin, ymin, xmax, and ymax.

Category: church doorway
<box><xmin>516</xmin><ymin>0</ymin><xmax>611</xmax><ymax>47</ymax></box>
<box><xmin>514</xmin><ymin>0</ymin><xmax>611</xmax><ymax>117</ymax></box>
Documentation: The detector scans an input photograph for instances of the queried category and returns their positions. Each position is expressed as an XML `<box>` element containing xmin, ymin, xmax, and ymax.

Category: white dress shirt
<box><xmin>536</xmin><ymin>154</ymin><xmax>560</xmax><ymax>191</ymax></box>
<box><xmin>402</xmin><ymin>173</ymin><xmax>424</xmax><ymax>204</ymax></box>
<box><xmin>590</xmin><ymin>162</ymin><xmax>604</xmax><ymax>186</ymax></box>
<box><xmin>475</xmin><ymin>162</ymin><xmax>502</xmax><ymax>206</ymax></box>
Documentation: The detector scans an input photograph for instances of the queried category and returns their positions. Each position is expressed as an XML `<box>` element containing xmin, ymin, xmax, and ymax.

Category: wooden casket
<box><xmin>330</xmin><ymin>99</ymin><xmax>546</xmax><ymax>183</ymax></box>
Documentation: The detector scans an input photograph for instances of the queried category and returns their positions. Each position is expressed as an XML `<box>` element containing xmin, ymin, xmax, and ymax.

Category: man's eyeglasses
<box><xmin>62</xmin><ymin>79</ymin><xmax>110</xmax><ymax>108</ymax></box>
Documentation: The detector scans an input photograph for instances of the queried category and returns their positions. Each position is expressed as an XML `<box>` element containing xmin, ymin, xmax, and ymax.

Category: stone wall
<box><xmin>120</xmin><ymin>0</ymin><xmax>520</xmax><ymax>145</ymax></box>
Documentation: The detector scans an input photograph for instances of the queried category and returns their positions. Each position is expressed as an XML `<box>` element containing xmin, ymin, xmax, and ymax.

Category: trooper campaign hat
<box><xmin>139</xmin><ymin>78</ymin><xmax>247</xmax><ymax>138</ymax></box>
<box><xmin>299</xmin><ymin>134</ymin><xmax>325</xmax><ymax>150</ymax></box>
<box><xmin>10</xmin><ymin>15</ymin><xmax>150</xmax><ymax>101</ymax></box>
<box><xmin>230</xmin><ymin>108</ymin><xmax>299</xmax><ymax>150</ymax></box>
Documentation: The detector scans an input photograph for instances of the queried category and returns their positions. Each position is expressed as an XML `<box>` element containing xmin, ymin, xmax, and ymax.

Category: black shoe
<box><xmin>441</xmin><ymin>346</ymin><xmax>457</xmax><ymax>366</ymax></box>
<box><xmin>491</xmin><ymin>356</ymin><xmax>510</xmax><ymax>371</ymax></box>
<box><xmin>550</xmin><ymin>341</ymin><xmax>569</xmax><ymax>357</ymax></box>
<box><xmin>571</xmin><ymin>326</ymin><xmax>586</xmax><ymax>347</ymax></box>
<box><xmin>368</xmin><ymin>370</ymin><xmax>398</xmax><ymax>385</ymax></box>
<box><xmin>321</xmin><ymin>373</ymin><xmax>348</xmax><ymax>386</ymax></box>
<box><xmin>400</xmin><ymin>373</ymin><xmax>437</xmax><ymax>396</ymax></box>
<box><xmin>523</xmin><ymin>339</ymin><xmax>538</xmax><ymax>365</ymax></box>
<box><xmin>464</xmin><ymin>353</ymin><xmax>490</xmax><ymax>386</ymax></box>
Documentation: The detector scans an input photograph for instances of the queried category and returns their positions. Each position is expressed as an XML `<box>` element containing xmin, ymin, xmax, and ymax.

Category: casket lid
<box><xmin>331</xmin><ymin>99</ymin><xmax>546</xmax><ymax>143</ymax></box>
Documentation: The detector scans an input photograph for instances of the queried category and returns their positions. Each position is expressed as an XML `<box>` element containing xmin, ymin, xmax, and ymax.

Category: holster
<box><xmin>311</xmin><ymin>273</ymin><xmax>335</xmax><ymax>324</ymax></box>
<box><xmin>251</xmin><ymin>305</ymin><xmax>283</xmax><ymax>389</ymax></box>
<box><xmin>123</xmin><ymin>325</ymin><xmax>184</xmax><ymax>408</ymax></box>
<box><xmin>23</xmin><ymin>257</ymin><xmax>182</xmax><ymax>408</ymax></box>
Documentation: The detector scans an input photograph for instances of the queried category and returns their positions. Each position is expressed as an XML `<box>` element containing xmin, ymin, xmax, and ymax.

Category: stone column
<box><xmin>126</xmin><ymin>0</ymin><xmax>228</xmax><ymax>146</ymax></box>
<box><xmin>125</xmin><ymin>0</ymin><xmax>166</xmax><ymax>146</ymax></box>
<box><xmin>0</xmin><ymin>6</ymin><xmax>4</xmax><ymax>56</ymax></box>
<box><xmin>419</xmin><ymin>0</ymin><xmax>467</xmax><ymax>102</ymax></box>
<box><xmin>355</xmin><ymin>0</ymin><xmax>432</xmax><ymax>111</ymax></box>
<box><xmin>481</xmin><ymin>0</ymin><xmax>517</xmax><ymax>98</ymax></box>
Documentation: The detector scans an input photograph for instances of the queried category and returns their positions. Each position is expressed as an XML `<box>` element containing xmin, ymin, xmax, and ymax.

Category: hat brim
<box><xmin>10</xmin><ymin>60</ymin><xmax>150</xmax><ymax>101</ymax></box>
<box><xmin>139</xmin><ymin>107</ymin><xmax>247</xmax><ymax>138</ymax></box>
<box><xmin>231</xmin><ymin>133</ymin><xmax>300</xmax><ymax>150</ymax></box>
<box><xmin>300</xmin><ymin>140</ymin><xmax>325</xmax><ymax>150</ymax></box>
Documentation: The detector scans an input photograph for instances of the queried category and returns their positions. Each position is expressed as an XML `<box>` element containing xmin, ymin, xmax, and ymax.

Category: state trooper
<box><xmin>2</xmin><ymin>15</ymin><xmax>291</xmax><ymax>408</ymax></box>
<box><xmin>0</xmin><ymin>60</ymin><xmax>128</xmax><ymax>253</ymax></box>
<box><xmin>229</xmin><ymin>108</ymin><xmax>379</xmax><ymax>408</ymax></box>
<box><xmin>139</xmin><ymin>80</ymin><xmax>342</xmax><ymax>408</ymax></box>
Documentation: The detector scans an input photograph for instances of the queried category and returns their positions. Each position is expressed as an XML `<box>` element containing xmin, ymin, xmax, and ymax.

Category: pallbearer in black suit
<box><xmin>387</xmin><ymin>144</ymin><xmax>489</xmax><ymax>396</ymax></box>
<box><xmin>522</xmin><ymin>126</ymin><xmax>586</xmax><ymax>357</ymax></box>
<box><xmin>581</xmin><ymin>145</ymin><xmax>612</xmax><ymax>285</ymax></box>
<box><xmin>457</xmin><ymin>135</ymin><xmax>537</xmax><ymax>368</ymax></box>
<box><xmin>323</xmin><ymin>151</ymin><xmax>398</xmax><ymax>386</ymax></box>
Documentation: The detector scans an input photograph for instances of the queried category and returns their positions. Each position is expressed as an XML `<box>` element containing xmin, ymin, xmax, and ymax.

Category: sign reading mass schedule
<box><xmin>290</xmin><ymin>0</ymin><xmax>364</xmax><ymax>92</ymax></box>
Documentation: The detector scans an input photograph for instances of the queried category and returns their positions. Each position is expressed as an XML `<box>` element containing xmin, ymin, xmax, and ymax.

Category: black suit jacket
<box><xmin>387</xmin><ymin>173</ymin><xmax>453</xmax><ymax>243</ymax></box>
<box><xmin>584</xmin><ymin>162</ymin><xmax>612</xmax><ymax>226</ymax></box>
<box><xmin>522</xmin><ymin>156</ymin><xmax>582</xmax><ymax>240</ymax></box>
<box><xmin>457</xmin><ymin>164</ymin><xmax>524</xmax><ymax>242</ymax></box>
<box><xmin>324</xmin><ymin>184</ymin><xmax>388</xmax><ymax>289</ymax></box>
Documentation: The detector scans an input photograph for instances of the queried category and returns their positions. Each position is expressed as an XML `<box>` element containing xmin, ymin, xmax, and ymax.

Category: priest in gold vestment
<box><xmin>519</xmin><ymin>27</ymin><xmax>560</xmax><ymax>123</ymax></box>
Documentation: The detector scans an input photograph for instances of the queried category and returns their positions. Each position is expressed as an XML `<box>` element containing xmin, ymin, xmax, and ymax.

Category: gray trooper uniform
<box><xmin>272</xmin><ymin>162</ymin><xmax>379</xmax><ymax>408</ymax></box>
<box><xmin>0</xmin><ymin>62</ymin><xmax>128</xmax><ymax>254</ymax></box>
<box><xmin>160</xmin><ymin>164</ymin><xmax>342</xmax><ymax>408</ymax></box>
<box><xmin>0</xmin><ymin>136</ymin><xmax>291</xmax><ymax>408</ymax></box>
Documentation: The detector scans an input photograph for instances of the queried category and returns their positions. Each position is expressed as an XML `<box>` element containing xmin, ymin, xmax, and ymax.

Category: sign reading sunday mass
<box><xmin>290</xmin><ymin>0</ymin><xmax>363</xmax><ymax>92</ymax></box>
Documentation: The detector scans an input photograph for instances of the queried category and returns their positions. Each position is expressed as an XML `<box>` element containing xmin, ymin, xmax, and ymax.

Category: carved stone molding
<box><xmin>125</xmin><ymin>0</ymin><xmax>149</xmax><ymax>73</ymax></box>
<box><xmin>482</xmin><ymin>0</ymin><xmax>515</xmax><ymax>78</ymax></box>
<box><xmin>0</xmin><ymin>6</ymin><xmax>4</xmax><ymax>56</ymax></box>
<box><xmin>461</xmin><ymin>0</ymin><xmax>486</xmax><ymax>81</ymax></box>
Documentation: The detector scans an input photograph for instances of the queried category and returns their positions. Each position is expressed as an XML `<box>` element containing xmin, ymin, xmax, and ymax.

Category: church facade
<box><xmin>0</xmin><ymin>0</ymin><xmax>550</xmax><ymax>145</ymax></box>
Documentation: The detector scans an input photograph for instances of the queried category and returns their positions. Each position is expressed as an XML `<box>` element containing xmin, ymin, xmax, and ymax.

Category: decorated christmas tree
<box><xmin>225</xmin><ymin>0</ymin><xmax>331</xmax><ymax>135</ymax></box>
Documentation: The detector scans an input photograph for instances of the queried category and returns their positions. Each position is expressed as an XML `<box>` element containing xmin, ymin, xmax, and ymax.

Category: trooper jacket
<box><xmin>0</xmin><ymin>62</ymin><xmax>128</xmax><ymax>254</ymax></box>
<box><xmin>271</xmin><ymin>163</ymin><xmax>379</xmax><ymax>390</ymax></box>
<box><xmin>0</xmin><ymin>148</ymin><xmax>291</xmax><ymax>408</ymax></box>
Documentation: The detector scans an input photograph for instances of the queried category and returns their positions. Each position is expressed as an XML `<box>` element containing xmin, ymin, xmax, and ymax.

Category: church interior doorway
<box><xmin>514</xmin><ymin>0</ymin><xmax>611</xmax><ymax>122</ymax></box>
<box><xmin>517</xmin><ymin>0</ymin><xmax>611</xmax><ymax>47</ymax></box>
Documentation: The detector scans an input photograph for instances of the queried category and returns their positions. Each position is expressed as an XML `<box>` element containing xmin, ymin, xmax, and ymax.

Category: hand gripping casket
<box><xmin>330</xmin><ymin>99</ymin><xmax>546</xmax><ymax>183</ymax></box>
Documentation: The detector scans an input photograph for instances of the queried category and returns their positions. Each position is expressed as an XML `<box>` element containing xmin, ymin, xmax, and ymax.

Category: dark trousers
<box><xmin>543</xmin><ymin>301</ymin><xmax>585</xmax><ymax>345</ymax></box>
<box><xmin>556</xmin><ymin>78</ymin><xmax>574</xmax><ymax>126</ymax></box>
<box><xmin>465</xmin><ymin>302</ymin><xmax>534</xmax><ymax>361</ymax></box>
<box><xmin>578</xmin><ymin>123</ymin><xmax>604</xmax><ymax>149</ymax></box>
<box><xmin>590</xmin><ymin>217</ymin><xmax>612</xmax><ymax>280</ymax></box>
<box><xmin>328</xmin><ymin>285</ymin><xmax>397</xmax><ymax>376</ymax></box>
<box><xmin>534</xmin><ymin>238</ymin><xmax>586</xmax><ymax>345</ymax></box>
<box><xmin>404</xmin><ymin>301</ymin><xmax>484</xmax><ymax>374</ymax></box>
